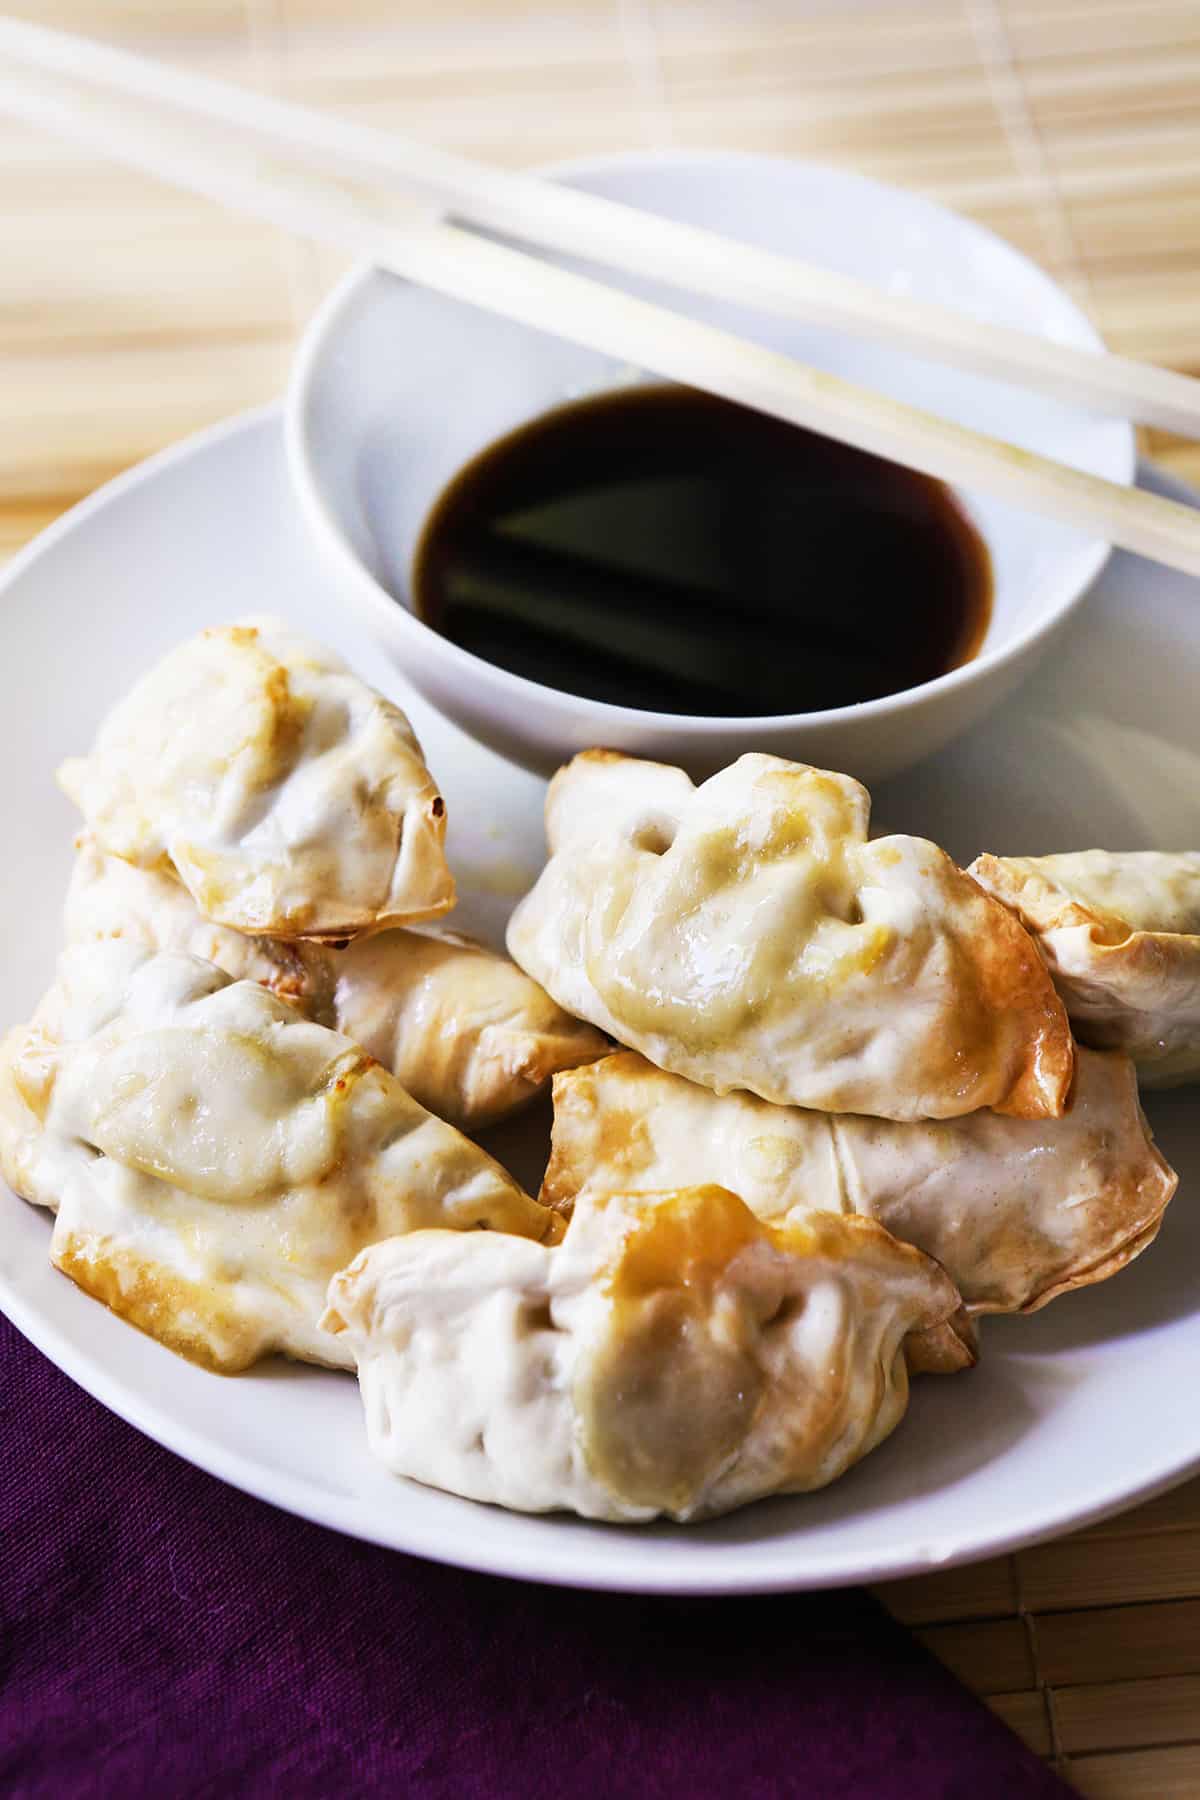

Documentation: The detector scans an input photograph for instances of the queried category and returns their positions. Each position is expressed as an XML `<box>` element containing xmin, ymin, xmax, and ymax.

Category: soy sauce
<box><xmin>412</xmin><ymin>385</ymin><xmax>992</xmax><ymax>716</ymax></box>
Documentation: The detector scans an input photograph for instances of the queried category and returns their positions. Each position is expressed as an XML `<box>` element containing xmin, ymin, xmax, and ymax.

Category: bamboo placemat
<box><xmin>2</xmin><ymin>3</ymin><xmax>1199</xmax><ymax>1792</ymax></box>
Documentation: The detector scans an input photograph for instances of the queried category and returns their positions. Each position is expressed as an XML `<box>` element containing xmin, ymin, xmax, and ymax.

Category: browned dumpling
<box><xmin>58</xmin><ymin>618</ymin><xmax>454</xmax><ymax>941</ymax></box>
<box><xmin>64</xmin><ymin>834</ymin><xmax>334</xmax><ymax>1010</ymax></box>
<box><xmin>323</xmin><ymin>1185</ymin><xmax>967</xmax><ymax>1523</ymax></box>
<box><xmin>971</xmin><ymin>851</ymin><xmax>1200</xmax><ymax>1087</ymax></box>
<box><xmin>1</xmin><ymin>943</ymin><xmax>554</xmax><ymax>1373</ymax></box>
<box><xmin>541</xmin><ymin>1049</ymin><xmax>1176</xmax><ymax>1318</ymax></box>
<box><xmin>508</xmin><ymin>751</ymin><xmax>1073</xmax><ymax>1121</ymax></box>
<box><xmin>329</xmin><ymin>930</ymin><xmax>609</xmax><ymax>1130</ymax></box>
<box><xmin>64</xmin><ymin>839</ymin><xmax>608</xmax><ymax>1130</ymax></box>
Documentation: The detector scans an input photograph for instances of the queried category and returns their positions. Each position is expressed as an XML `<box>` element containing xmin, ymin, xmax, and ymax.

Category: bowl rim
<box><xmin>285</xmin><ymin>148</ymin><xmax>1137</xmax><ymax>738</ymax></box>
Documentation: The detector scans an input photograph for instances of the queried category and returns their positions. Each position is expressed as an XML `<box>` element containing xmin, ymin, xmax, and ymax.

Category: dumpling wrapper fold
<box><xmin>57</xmin><ymin>617</ymin><xmax>454</xmax><ymax>940</ymax></box>
<box><xmin>65</xmin><ymin>839</ymin><xmax>609</xmax><ymax>1129</ymax></box>
<box><xmin>507</xmin><ymin>751</ymin><xmax>1073</xmax><ymax>1121</ymax></box>
<box><xmin>541</xmin><ymin>1048</ymin><xmax>1175</xmax><ymax>1318</ymax></box>
<box><xmin>322</xmin><ymin>1184</ymin><xmax>966</xmax><ymax>1523</ymax></box>
<box><xmin>0</xmin><ymin>944</ymin><xmax>553</xmax><ymax>1373</ymax></box>
<box><xmin>971</xmin><ymin>851</ymin><xmax>1200</xmax><ymax>1088</ymax></box>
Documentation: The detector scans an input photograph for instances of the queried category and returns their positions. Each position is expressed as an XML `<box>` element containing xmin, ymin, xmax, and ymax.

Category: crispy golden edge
<box><xmin>971</xmin><ymin>854</ymin><xmax>1115</xmax><ymax>940</ymax></box>
<box><xmin>283</xmin><ymin>786</ymin><xmax>455</xmax><ymax>944</ymax></box>
<box><xmin>540</xmin><ymin>1056</ymin><xmax>646</xmax><ymax>1218</ymax></box>
<box><xmin>905</xmin><ymin>1306</ymin><xmax>979</xmax><ymax>1374</ymax></box>
<box><xmin>1011</xmin><ymin>1217</ymin><xmax>1168</xmax><ymax>1315</ymax></box>
<box><xmin>970</xmin><ymin>852</ymin><xmax>1200</xmax><ymax>1004</ymax></box>
<box><xmin>968</xmin><ymin>1057</ymin><xmax>1177</xmax><ymax>1318</ymax></box>
<box><xmin>956</xmin><ymin>866</ymin><xmax>1075</xmax><ymax>1119</ymax></box>
<box><xmin>556</xmin><ymin>747</ymin><xmax>630</xmax><ymax>770</ymax></box>
<box><xmin>52</xmin><ymin>1230</ymin><xmax>267</xmax><ymax>1374</ymax></box>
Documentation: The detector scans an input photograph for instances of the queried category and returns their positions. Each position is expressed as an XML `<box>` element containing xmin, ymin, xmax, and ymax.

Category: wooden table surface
<box><xmin>2</xmin><ymin>4</ymin><xmax>1199</xmax><ymax>1793</ymax></box>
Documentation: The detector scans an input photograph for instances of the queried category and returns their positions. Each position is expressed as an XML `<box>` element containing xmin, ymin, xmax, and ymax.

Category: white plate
<box><xmin>3</xmin><ymin>409</ymin><xmax>1198</xmax><ymax>1595</ymax></box>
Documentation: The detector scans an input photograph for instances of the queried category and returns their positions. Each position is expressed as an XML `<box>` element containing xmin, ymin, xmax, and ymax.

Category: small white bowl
<box><xmin>286</xmin><ymin>152</ymin><xmax>1134</xmax><ymax>781</ymax></box>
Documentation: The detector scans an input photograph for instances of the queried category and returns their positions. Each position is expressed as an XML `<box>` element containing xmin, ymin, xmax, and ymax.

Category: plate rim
<box><xmin>3</xmin><ymin>404</ymin><xmax>1197</xmax><ymax>1596</ymax></box>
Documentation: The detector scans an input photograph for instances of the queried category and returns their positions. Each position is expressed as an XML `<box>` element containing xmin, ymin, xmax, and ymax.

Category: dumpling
<box><xmin>57</xmin><ymin>618</ymin><xmax>454</xmax><ymax>940</ymax></box>
<box><xmin>330</xmin><ymin>929</ymin><xmax>609</xmax><ymax>1130</ymax></box>
<box><xmin>322</xmin><ymin>1185</ymin><xmax>966</xmax><ymax>1523</ymax></box>
<box><xmin>64</xmin><ymin>833</ymin><xmax>335</xmax><ymax>1012</ymax></box>
<box><xmin>507</xmin><ymin>751</ymin><xmax>1073</xmax><ymax>1121</ymax></box>
<box><xmin>542</xmin><ymin>1049</ymin><xmax>1175</xmax><ymax>1317</ymax></box>
<box><xmin>0</xmin><ymin>1026</ymin><xmax>41</xmax><ymax>1205</ymax></box>
<box><xmin>65</xmin><ymin>838</ymin><xmax>608</xmax><ymax>1129</ymax></box>
<box><xmin>971</xmin><ymin>851</ymin><xmax>1200</xmax><ymax>1087</ymax></box>
<box><xmin>0</xmin><ymin>944</ymin><xmax>553</xmax><ymax>1372</ymax></box>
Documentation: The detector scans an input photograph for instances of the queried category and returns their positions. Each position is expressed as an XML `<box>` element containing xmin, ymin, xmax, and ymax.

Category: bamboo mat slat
<box><xmin>0</xmin><ymin>339</ymin><xmax>295</xmax><ymax>504</ymax></box>
<box><xmin>1070</xmin><ymin>1744</ymin><xmax>1200</xmax><ymax>1800</ymax></box>
<box><xmin>1056</xmin><ymin>1675</ymin><xmax>1200</xmax><ymax>1757</ymax></box>
<box><xmin>1020</xmin><ymin>1529</ymin><xmax>1200</xmax><ymax>1614</ymax></box>
<box><xmin>875</xmin><ymin>1555</ymin><xmax>1021</xmax><ymax>1627</ymax></box>
<box><xmin>991</xmin><ymin>1689</ymin><xmax>1056</xmax><ymax>1757</ymax></box>
<box><xmin>3</xmin><ymin>2</ymin><xmax>1200</xmax><ymax>1791</ymax></box>
<box><xmin>914</xmin><ymin>1616</ymin><xmax>1036</xmax><ymax>1691</ymax></box>
<box><xmin>1038</xmin><ymin>1599</ymin><xmax>1200</xmax><ymax>1686</ymax></box>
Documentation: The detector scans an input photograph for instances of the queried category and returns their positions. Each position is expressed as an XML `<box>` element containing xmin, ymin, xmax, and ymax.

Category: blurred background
<box><xmin>2</xmin><ymin>5</ymin><xmax>1200</xmax><ymax>1794</ymax></box>
<box><xmin>1</xmin><ymin>0</ymin><xmax>1198</xmax><ymax>561</ymax></box>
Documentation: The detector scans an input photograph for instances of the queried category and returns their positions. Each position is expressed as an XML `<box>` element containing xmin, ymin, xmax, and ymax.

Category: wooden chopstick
<box><xmin>3</xmin><ymin>13</ymin><xmax>1200</xmax><ymax>436</ymax></box>
<box><xmin>4</xmin><ymin>40</ymin><xmax>1200</xmax><ymax>578</ymax></box>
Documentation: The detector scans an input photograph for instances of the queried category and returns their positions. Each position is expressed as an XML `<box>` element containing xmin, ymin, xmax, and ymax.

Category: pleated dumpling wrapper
<box><xmin>542</xmin><ymin>1050</ymin><xmax>1176</xmax><ymax>1319</ymax></box>
<box><xmin>64</xmin><ymin>833</ymin><xmax>336</xmax><ymax>1012</ymax></box>
<box><xmin>971</xmin><ymin>851</ymin><xmax>1200</xmax><ymax>1088</ymax></box>
<box><xmin>64</xmin><ymin>838</ymin><xmax>608</xmax><ymax>1130</ymax></box>
<box><xmin>330</xmin><ymin>929</ymin><xmax>609</xmax><ymax>1130</ymax></box>
<box><xmin>57</xmin><ymin>618</ymin><xmax>454</xmax><ymax>940</ymax></box>
<box><xmin>507</xmin><ymin>751</ymin><xmax>1073</xmax><ymax>1121</ymax></box>
<box><xmin>322</xmin><ymin>1185</ymin><xmax>966</xmax><ymax>1523</ymax></box>
<box><xmin>0</xmin><ymin>944</ymin><xmax>554</xmax><ymax>1373</ymax></box>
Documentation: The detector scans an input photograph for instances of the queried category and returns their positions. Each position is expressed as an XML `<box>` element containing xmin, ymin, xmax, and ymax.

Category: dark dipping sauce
<box><xmin>412</xmin><ymin>384</ymin><xmax>992</xmax><ymax>716</ymax></box>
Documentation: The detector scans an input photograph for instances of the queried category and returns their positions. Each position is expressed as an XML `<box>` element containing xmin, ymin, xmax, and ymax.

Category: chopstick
<box><xmin>4</xmin><ymin>35</ymin><xmax>1200</xmax><ymax>580</ymax></box>
<box><xmin>3</xmin><ymin>13</ymin><xmax>1200</xmax><ymax>437</ymax></box>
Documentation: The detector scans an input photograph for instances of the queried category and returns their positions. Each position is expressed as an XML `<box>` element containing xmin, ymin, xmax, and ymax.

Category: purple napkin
<box><xmin>0</xmin><ymin>1313</ymin><xmax>1069</xmax><ymax>1799</ymax></box>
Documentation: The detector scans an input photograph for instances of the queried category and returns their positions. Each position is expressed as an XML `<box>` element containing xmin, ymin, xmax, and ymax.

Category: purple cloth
<box><xmin>0</xmin><ymin>1314</ymin><xmax>1069</xmax><ymax>1799</ymax></box>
